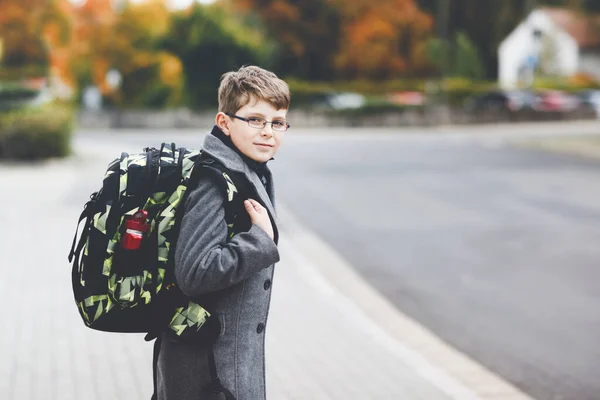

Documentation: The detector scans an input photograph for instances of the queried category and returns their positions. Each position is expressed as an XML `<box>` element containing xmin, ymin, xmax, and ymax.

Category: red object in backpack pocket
<box><xmin>121</xmin><ymin>210</ymin><xmax>150</xmax><ymax>250</ymax></box>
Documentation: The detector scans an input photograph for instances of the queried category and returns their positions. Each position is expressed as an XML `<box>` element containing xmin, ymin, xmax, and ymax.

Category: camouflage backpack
<box><xmin>68</xmin><ymin>142</ymin><xmax>242</xmax><ymax>343</ymax></box>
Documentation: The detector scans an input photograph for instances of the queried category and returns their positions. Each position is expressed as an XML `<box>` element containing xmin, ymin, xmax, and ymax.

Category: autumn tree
<box><xmin>229</xmin><ymin>0</ymin><xmax>342</xmax><ymax>80</ymax></box>
<box><xmin>0</xmin><ymin>0</ymin><xmax>72</xmax><ymax>81</ymax></box>
<box><xmin>70</xmin><ymin>0</ymin><xmax>117</xmax><ymax>94</ymax></box>
<box><xmin>231</xmin><ymin>0</ymin><xmax>433</xmax><ymax>80</ymax></box>
<box><xmin>108</xmin><ymin>0</ymin><xmax>183</xmax><ymax>107</ymax></box>
<box><xmin>0</xmin><ymin>0</ymin><xmax>47</xmax><ymax>70</ymax></box>
<box><xmin>333</xmin><ymin>0</ymin><xmax>433</xmax><ymax>79</ymax></box>
<box><xmin>69</xmin><ymin>0</ymin><xmax>184</xmax><ymax>108</ymax></box>
<box><xmin>39</xmin><ymin>0</ymin><xmax>74</xmax><ymax>88</ymax></box>
<box><xmin>162</xmin><ymin>3</ymin><xmax>273</xmax><ymax>108</ymax></box>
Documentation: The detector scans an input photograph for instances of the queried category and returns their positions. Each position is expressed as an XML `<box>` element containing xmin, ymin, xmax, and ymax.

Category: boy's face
<box><xmin>218</xmin><ymin>97</ymin><xmax>287</xmax><ymax>163</ymax></box>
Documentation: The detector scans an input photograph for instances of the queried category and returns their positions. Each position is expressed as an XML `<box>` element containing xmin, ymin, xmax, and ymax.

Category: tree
<box><xmin>70</xmin><ymin>0</ymin><xmax>184</xmax><ymax>108</ymax></box>
<box><xmin>162</xmin><ymin>3</ymin><xmax>272</xmax><ymax>109</ymax></box>
<box><xmin>452</xmin><ymin>31</ymin><xmax>484</xmax><ymax>79</ymax></box>
<box><xmin>417</xmin><ymin>0</ymin><xmax>524</xmax><ymax>79</ymax></box>
<box><xmin>334</xmin><ymin>0</ymin><xmax>433</xmax><ymax>79</ymax></box>
<box><xmin>108</xmin><ymin>0</ymin><xmax>183</xmax><ymax>107</ymax></box>
<box><xmin>418</xmin><ymin>0</ymin><xmax>600</xmax><ymax>80</ymax></box>
<box><xmin>39</xmin><ymin>0</ymin><xmax>74</xmax><ymax>88</ymax></box>
<box><xmin>0</xmin><ymin>0</ymin><xmax>73</xmax><ymax>79</ymax></box>
<box><xmin>231</xmin><ymin>0</ymin><xmax>433</xmax><ymax>80</ymax></box>
<box><xmin>229</xmin><ymin>0</ymin><xmax>341</xmax><ymax>80</ymax></box>
<box><xmin>70</xmin><ymin>0</ymin><xmax>118</xmax><ymax>94</ymax></box>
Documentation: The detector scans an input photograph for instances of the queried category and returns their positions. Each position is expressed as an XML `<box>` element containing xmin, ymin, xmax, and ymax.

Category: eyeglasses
<box><xmin>226</xmin><ymin>113</ymin><xmax>290</xmax><ymax>132</ymax></box>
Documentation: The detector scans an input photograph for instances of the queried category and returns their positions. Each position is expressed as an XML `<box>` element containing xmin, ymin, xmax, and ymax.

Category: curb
<box><xmin>277</xmin><ymin>205</ymin><xmax>535</xmax><ymax>400</ymax></box>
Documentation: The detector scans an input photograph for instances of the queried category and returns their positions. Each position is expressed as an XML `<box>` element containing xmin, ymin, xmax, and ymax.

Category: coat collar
<box><xmin>208</xmin><ymin>125</ymin><xmax>272</xmax><ymax>175</ymax></box>
<box><xmin>202</xmin><ymin>127</ymin><xmax>277</xmax><ymax>219</ymax></box>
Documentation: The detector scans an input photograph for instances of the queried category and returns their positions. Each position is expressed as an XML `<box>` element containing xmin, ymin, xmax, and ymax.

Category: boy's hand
<box><xmin>244</xmin><ymin>199</ymin><xmax>274</xmax><ymax>240</ymax></box>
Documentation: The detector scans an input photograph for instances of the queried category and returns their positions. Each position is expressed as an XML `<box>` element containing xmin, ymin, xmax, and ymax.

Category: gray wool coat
<box><xmin>156</xmin><ymin>132</ymin><xmax>280</xmax><ymax>400</ymax></box>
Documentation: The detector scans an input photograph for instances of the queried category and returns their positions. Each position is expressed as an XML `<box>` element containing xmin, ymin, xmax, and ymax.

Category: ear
<box><xmin>215</xmin><ymin>112</ymin><xmax>231</xmax><ymax>136</ymax></box>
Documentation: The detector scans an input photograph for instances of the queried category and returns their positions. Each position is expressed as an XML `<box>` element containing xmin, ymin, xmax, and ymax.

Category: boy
<box><xmin>156</xmin><ymin>65</ymin><xmax>290</xmax><ymax>400</ymax></box>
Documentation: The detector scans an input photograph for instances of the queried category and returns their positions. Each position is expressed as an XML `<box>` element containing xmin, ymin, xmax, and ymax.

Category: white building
<box><xmin>498</xmin><ymin>7</ymin><xmax>600</xmax><ymax>89</ymax></box>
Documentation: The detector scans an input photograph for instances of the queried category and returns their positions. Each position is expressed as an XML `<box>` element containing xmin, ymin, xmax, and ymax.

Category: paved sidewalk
<box><xmin>0</xmin><ymin>142</ymin><xmax>534</xmax><ymax>400</ymax></box>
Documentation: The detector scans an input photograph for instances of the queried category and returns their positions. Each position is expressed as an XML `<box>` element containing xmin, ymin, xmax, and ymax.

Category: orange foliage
<box><xmin>233</xmin><ymin>0</ymin><xmax>305</xmax><ymax>57</ymax></box>
<box><xmin>158</xmin><ymin>52</ymin><xmax>183</xmax><ymax>87</ymax></box>
<box><xmin>568</xmin><ymin>72</ymin><xmax>599</xmax><ymax>88</ymax></box>
<box><xmin>335</xmin><ymin>0</ymin><xmax>433</xmax><ymax>78</ymax></box>
<box><xmin>112</xmin><ymin>1</ymin><xmax>182</xmax><ymax>92</ymax></box>
<box><xmin>0</xmin><ymin>0</ymin><xmax>74</xmax><ymax>85</ymax></box>
<box><xmin>231</xmin><ymin>0</ymin><xmax>433</xmax><ymax>79</ymax></box>
<box><xmin>71</xmin><ymin>0</ymin><xmax>118</xmax><ymax>94</ymax></box>
<box><xmin>43</xmin><ymin>1</ymin><xmax>75</xmax><ymax>87</ymax></box>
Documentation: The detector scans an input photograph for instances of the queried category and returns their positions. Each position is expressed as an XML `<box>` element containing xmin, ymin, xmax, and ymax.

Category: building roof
<box><xmin>539</xmin><ymin>7</ymin><xmax>600</xmax><ymax>49</ymax></box>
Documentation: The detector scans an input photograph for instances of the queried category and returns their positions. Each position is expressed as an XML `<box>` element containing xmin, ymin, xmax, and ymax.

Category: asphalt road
<box><xmin>77</xmin><ymin>123</ymin><xmax>600</xmax><ymax>400</ymax></box>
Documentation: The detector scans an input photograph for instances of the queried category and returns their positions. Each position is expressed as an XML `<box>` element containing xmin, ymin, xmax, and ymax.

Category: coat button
<box><xmin>256</xmin><ymin>323</ymin><xmax>265</xmax><ymax>334</ymax></box>
<box><xmin>263</xmin><ymin>279</ymin><xmax>271</xmax><ymax>290</ymax></box>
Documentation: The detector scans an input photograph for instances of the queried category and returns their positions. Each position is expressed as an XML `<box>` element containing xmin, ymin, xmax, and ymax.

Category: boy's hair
<box><xmin>218</xmin><ymin>66</ymin><xmax>291</xmax><ymax>114</ymax></box>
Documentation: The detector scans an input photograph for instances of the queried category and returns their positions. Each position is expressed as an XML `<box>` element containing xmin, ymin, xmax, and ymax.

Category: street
<box><xmin>273</xmin><ymin>125</ymin><xmax>600</xmax><ymax>400</ymax></box>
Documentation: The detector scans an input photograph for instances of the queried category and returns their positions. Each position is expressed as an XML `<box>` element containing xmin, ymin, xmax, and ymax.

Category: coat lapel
<box><xmin>202</xmin><ymin>132</ymin><xmax>277</xmax><ymax>221</ymax></box>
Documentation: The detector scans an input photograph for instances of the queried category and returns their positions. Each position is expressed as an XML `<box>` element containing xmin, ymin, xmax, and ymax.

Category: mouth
<box><xmin>254</xmin><ymin>143</ymin><xmax>274</xmax><ymax>148</ymax></box>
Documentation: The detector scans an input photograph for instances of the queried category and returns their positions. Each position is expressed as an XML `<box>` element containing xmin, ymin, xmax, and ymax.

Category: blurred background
<box><xmin>4</xmin><ymin>0</ymin><xmax>600</xmax><ymax>137</ymax></box>
<box><xmin>1</xmin><ymin>1</ymin><xmax>600</xmax><ymax>400</ymax></box>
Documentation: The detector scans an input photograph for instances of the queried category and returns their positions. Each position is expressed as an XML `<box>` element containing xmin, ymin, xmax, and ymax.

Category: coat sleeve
<box><xmin>174</xmin><ymin>175</ymin><xmax>280</xmax><ymax>297</ymax></box>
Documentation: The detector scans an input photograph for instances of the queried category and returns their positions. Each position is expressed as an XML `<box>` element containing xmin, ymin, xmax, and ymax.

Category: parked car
<box><xmin>325</xmin><ymin>92</ymin><xmax>366</xmax><ymax>110</ymax></box>
<box><xmin>532</xmin><ymin>90</ymin><xmax>580</xmax><ymax>112</ymax></box>
<box><xmin>577</xmin><ymin>89</ymin><xmax>600</xmax><ymax>118</ymax></box>
<box><xmin>309</xmin><ymin>91</ymin><xmax>366</xmax><ymax>111</ymax></box>
<box><xmin>465</xmin><ymin>90</ymin><xmax>537</xmax><ymax>112</ymax></box>
<box><xmin>387</xmin><ymin>91</ymin><xmax>425</xmax><ymax>106</ymax></box>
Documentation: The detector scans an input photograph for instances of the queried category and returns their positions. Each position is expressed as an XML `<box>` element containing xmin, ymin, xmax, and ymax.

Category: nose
<box><xmin>261</xmin><ymin>124</ymin><xmax>274</xmax><ymax>136</ymax></box>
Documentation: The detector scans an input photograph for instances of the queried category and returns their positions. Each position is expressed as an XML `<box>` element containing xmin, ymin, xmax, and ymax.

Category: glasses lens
<box><xmin>272</xmin><ymin>121</ymin><xmax>287</xmax><ymax>131</ymax></box>
<box><xmin>247</xmin><ymin>118</ymin><xmax>265</xmax><ymax>129</ymax></box>
<box><xmin>275</xmin><ymin>121</ymin><xmax>292</xmax><ymax>131</ymax></box>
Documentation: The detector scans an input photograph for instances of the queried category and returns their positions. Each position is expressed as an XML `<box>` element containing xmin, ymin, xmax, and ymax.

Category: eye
<box><xmin>248</xmin><ymin>117</ymin><xmax>264</xmax><ymax>123</ymax></box>
<box><xmin>272</xmin><ymin>121</ymin><xmax>285</xmax><ymax>128</ymax></box>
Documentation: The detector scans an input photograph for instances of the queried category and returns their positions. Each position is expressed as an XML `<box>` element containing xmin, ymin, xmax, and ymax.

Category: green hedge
<box><xmin>531</xmin><ymin>77</ymin><xmax>600</xmax><ymax>91</ymax></box>
<box><xmin>287</xmin><ymin>78</ymin><xmax>428</xmax><ymax>106</ymax></box>
<box><xmin>0</xmin><ymin>66</ymin><xmax>48</xmax><ymax>81</ymax></box>
<box><xmin>0</xmin><ymin>83</ymin><xmax>41</xmax><ymax>111</ymax></box>
<box><xmin>325</xmin><ymin>102</ymin><xmax>422</xmax><ymax>117</ymax></box>
<box><xmin>287</xmin><ymin>78</ymin><xmax>499</xmax><ymax>110</ymax></box>
<box><xmin>287</xmin><ymin>77</ymin><xmax>600</xmax><ymax>109</ymax></box>
<box><xmin>0</xmin><ymin>103</ymin><xmax>75</xmax><ymax>160</ymax></box>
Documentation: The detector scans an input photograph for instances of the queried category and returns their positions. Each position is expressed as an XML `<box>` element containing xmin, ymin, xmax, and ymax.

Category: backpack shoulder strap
<box><xmin>192</xmin><ymin>155</ymin><xmax>251</xmax><ymax>220</ymax></box>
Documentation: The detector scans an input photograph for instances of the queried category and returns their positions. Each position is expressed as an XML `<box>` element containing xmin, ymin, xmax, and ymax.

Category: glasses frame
<box><xmin>226</xmin><ymin>113</ymin><xmax>290</xmax><ymax>132</ymax></box>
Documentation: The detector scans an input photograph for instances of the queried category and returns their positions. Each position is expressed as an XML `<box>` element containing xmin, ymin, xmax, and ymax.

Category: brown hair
<box><xmin>218</xmin><ymin>66</ymin><xmax>291</xmax><ymax>114</ymax></box>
